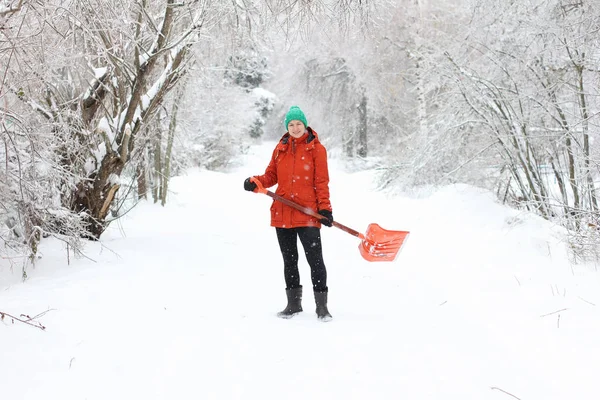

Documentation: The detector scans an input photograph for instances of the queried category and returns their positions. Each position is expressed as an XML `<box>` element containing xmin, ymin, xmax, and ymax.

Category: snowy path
<box><xmin>1</xmin><ymin>143</ymin><xmax>600</xmax><ymax>399</ymax></box>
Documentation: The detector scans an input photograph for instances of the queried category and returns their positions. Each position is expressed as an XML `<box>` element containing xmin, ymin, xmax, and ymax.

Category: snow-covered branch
<box><xmin>0</xmin><ymin>0</ymin><xmax>24</xmax><ymax>17</ymax></box>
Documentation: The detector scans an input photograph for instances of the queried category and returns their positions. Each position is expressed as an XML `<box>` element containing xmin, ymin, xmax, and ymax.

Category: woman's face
<box><xmin>288</xmin><ymin>120</ymin><xmax>306</xmax><ymax>138</ymax></box>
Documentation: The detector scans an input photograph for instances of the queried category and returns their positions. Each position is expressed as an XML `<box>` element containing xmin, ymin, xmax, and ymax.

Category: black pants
<box><xmin>275</xmin><ymin>227</ymin><xmax>328</xmax><ymax>292</ymax></box>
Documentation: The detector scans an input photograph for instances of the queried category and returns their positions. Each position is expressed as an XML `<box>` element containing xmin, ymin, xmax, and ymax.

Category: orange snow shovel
<box><xmin>250</xmin><ymin>178</ymin><xmax>410</xmax><ymax>262</ymax></box>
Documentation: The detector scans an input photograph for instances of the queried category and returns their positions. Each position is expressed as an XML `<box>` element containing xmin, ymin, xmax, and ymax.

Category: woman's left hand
<box><xmin>318</xmin><ymin>210</ymin><xmax>333</xmax><ymax>227</ymax></box>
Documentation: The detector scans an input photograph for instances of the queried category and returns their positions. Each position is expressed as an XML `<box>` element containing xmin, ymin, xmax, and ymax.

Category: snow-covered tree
<box><xmin>2</xmin><ymin>1</ymin><xmax>221</xmax><ymax>241</ymax></box>
<box><xmin>437</xmin><ymin>0</ymin><xmax>600</xmax><ymax>260</ymax></box>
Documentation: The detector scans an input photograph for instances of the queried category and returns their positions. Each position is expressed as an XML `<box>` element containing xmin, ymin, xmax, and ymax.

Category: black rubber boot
<box><xmin>277</xmin><ymin>286</ymin><xmax>303</xmax><ymax>319</ymax></box>
<box><xmin>314</xmin><ymin>289</ymin><xmax>332</xmax><ymax>321</ymax></box>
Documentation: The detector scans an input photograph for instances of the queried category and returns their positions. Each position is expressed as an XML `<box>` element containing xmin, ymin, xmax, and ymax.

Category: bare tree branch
<box><xmin>0</xmin><ymin>308</ymin><xmax>53</xmax><ymax>330</ymax></box>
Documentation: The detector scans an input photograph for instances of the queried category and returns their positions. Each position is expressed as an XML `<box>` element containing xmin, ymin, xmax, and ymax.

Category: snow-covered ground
<box><xmin>1</xmin><ymin>142</ymin><xmax>599</xmax><ymax>400</ymax></box>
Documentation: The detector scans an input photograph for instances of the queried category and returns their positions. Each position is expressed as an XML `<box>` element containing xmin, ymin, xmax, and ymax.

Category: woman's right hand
<box><xmin>318</xmin><ymin>209</ymin><xmax>334</xmax><ymax>227</ymax></box>
<box><xmin>244</xmin><ymin>177</ymin><xmax>257</xmax><ymax>192</ymax></box>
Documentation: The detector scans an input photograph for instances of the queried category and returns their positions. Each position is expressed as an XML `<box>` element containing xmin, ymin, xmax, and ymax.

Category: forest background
<box><xmin>2</xmin><ymin>0</ymin><xmax>600</xmax><ymax>275</ymax></box>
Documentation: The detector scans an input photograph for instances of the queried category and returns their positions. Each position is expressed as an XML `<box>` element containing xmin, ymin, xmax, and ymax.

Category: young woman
<box><xmin>244</xmin><ymin>106</ymin><xmax>334</xmax><ymax>321</ymax></box>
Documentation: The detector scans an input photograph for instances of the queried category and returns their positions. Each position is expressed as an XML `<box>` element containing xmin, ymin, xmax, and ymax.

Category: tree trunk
<box><xmin>71</xmin><ymin>152</ymin><xmax>124</xmax><ymax>239</ymax></box>
<box><xmin>357</xmin><ymin>88</ymin><xmax>368</xmax><ymax>158</ymax></box>
<box><xmin>575</xmin><ymin>65</ymin><xmax>598</xmax><ymax>214</ymax></box>
<box><xmin>137</xmin><ymin>162</ymin><xmax>148</xmax><ymax>200</ymax></box>
<box><xmin>161</xmin><ymin>90</ymin><xmax>181</xmax><ymax>206</ymax></box>
<box><xmin>153</xmin><ymin>127</ymin><xmax>162</xmax><ymax>203</ymax></box>
<box><xmin>344</xmin><ymin>131</ymin><xmax>354</xmax><ymax>158</ymax></box>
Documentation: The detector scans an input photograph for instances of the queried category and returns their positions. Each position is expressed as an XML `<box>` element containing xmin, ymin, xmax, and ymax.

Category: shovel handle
<box><xmin>250</xmin><ymin>177</ymin><xmax>365</xmax><ymax>240</ymax></box>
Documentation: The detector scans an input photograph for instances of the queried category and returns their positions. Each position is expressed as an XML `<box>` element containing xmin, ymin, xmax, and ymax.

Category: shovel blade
<box><xmin>359</xmin><ymin>223</ymin><xmax>410</xmax><ymax>262</ymax></box>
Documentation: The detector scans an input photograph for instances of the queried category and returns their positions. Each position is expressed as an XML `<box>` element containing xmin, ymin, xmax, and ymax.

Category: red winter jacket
<box><xmin>254</xmin><ymin>128</ymin><xmax>332</xmax><ymax>228</ymax></box>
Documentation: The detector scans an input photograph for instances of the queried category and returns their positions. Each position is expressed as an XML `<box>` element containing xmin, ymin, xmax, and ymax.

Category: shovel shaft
<box><xmin>249</xmin><ymin>177</ymin><xmax>408</xmax><ymax>262</ymax></box>
<box><xmin>332</xmin><ymin>221</ymin><xmax>365</xmax><ymax>240</ymax></box>
<box><xmin>265</xmin><ymin>190</ymin><xmax>364</xmax><ymax>239</ymax></box>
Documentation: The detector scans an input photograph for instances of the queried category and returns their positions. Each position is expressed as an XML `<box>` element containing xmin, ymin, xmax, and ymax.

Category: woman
<box><xmin>244</xmin><ymin>106</ymin><xmax>334</xmax><ymax>321</ymax></box>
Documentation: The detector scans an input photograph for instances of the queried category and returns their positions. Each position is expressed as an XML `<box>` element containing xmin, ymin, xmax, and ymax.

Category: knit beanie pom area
<box><xmin>284</xmin><ymin>106</ymin><xmax>308</xmax><ymax>129</ymax></box>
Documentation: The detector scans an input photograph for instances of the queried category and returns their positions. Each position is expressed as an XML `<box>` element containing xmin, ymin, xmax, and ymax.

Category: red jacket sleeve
<box><xmin>313</xmin><ymin>143</ymin><xmax>332</xmax><ymax>212</ymax></box>
<box><xmin>255</xmin><ymin>147</ymin><xmax>278</xmax><ymax>189</ymax></box>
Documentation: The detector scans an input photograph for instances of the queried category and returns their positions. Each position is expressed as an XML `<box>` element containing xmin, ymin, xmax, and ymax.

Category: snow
<box><xmin>252</xmin><ymin>87</ymin><xmax>277</xmax><ymax>100</ymax></box>
<box><xmin>1</xmin><ymin>142</ymin><xmax>600</xmax><ymax>400</ymax></box>
<box><xmin>82</xmin><ymin>68</ymin><xmax>108</xmax><ymax>105</ymax></box>
<box><xmin>108</xmin><ymin>173</ymin><xmax>120</xmax><ymax>185</ymax></box>
<box><xmin>96</xmin><ymin>117</ymin><xmax>113</xmax><ymax>141</ymax></box>
<box><xmin>140</xmin><ymin>46</ymin><xmax>182</xmax><ymax>114</ymax></box>
<box><xmin>93</xmin><ymin>67</ymin><xmax>107</xmax><ymax>80</ymax></box>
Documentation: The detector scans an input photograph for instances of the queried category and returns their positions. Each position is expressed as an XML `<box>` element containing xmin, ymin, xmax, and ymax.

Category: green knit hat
<box><xmin>284</xmin><ymin>106</ymin><xmax>308</xmax><ymax>129</ymax></box>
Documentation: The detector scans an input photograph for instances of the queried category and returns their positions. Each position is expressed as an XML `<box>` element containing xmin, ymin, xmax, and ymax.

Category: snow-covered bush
<box><xmin>248</xmin><ymin>88</ymin><xmax>277</xmax><ymax>139</ymax></box>
<box><xmin>224</xmin><ymin>49</ymin><xmax>270</xmax><ymax>90</ymax></box>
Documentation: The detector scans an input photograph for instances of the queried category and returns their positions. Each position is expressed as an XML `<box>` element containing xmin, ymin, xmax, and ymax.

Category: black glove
<box><xmin>318</xmin><ymin>209</ymin><xmax>333</xmax><ymax>227</ymax></box>
<box><xmin>244</xmin><ymin>177</ymin><xmax>257</xmax><ymax>192</ymax></box>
